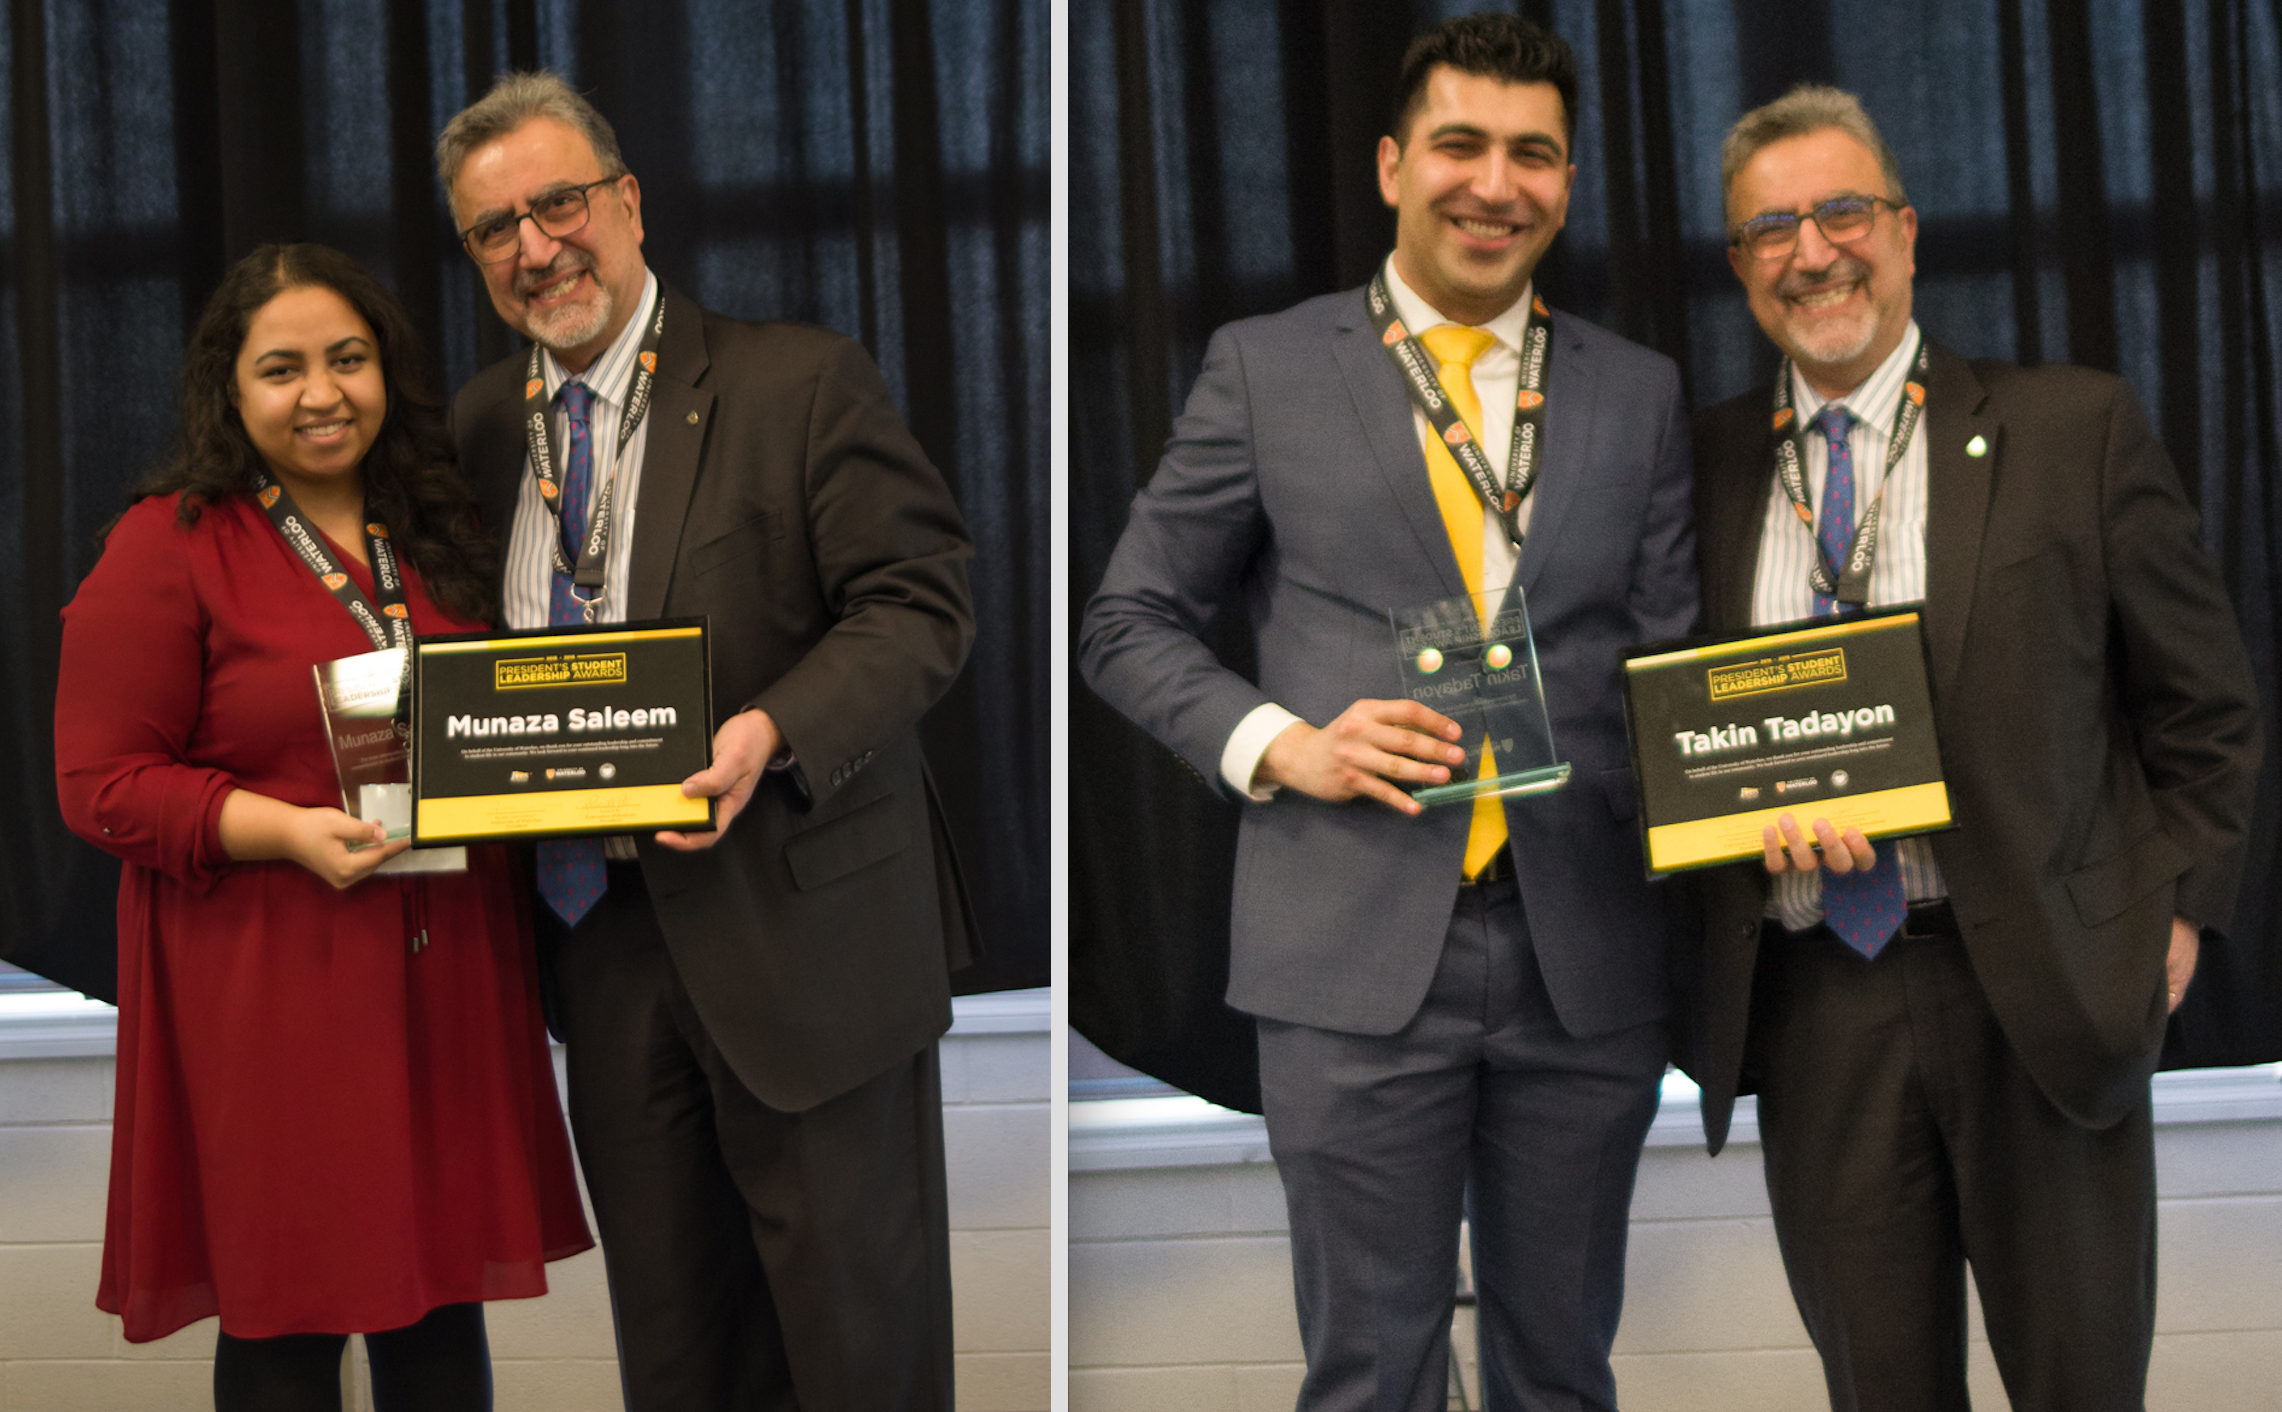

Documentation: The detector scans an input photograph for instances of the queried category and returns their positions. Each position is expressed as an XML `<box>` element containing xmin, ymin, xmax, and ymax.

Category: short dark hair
<box><xmin>1390</xmin><ymin>13</ymin><xmax>1579</xmax><ymax>147</ymax></box>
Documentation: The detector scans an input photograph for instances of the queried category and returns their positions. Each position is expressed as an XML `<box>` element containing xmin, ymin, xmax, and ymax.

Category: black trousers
<box><xmin>1751</xmin><ymin>920</ymin><xmax>2157</xmax><ymax>1412</ymax></box>
<box><xmin>539</xmin><ymin>863</ymin><xmax>955</xmax><ymax>1412</ymax></box>
<box><xmin>1257</xmin><ymin>877</ymin><xmax>1667</xmax><ymax>1412</ymax></box>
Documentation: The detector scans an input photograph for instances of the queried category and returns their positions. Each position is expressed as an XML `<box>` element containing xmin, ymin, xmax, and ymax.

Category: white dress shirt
<box><xmin>1748</xmin><ymin>321</ymin><xmax>1946</xmax><ymax>926</ymax></box>
<box><xmin>1219</xmin><ymin>257</ymin><xmax>1542</xmax><ymax>798</ymax></box>
<box><xmin>502</xmin><ymin>270</ymin><xmax>661</xmax><ymax>858</ymax></box>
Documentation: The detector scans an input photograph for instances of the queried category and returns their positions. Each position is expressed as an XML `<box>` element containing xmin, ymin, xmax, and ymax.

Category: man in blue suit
<box><xmin>1081</xmin><ymin>15</ymin><xmax>1694</xmax><ymax>1411</ymax></box>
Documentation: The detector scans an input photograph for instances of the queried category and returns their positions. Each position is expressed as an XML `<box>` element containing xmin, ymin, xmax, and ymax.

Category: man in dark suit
<box><xmin>1082</xmin><ymin>17</ymin><xmax>1693</xmax><ymax>1410</ymax></box>
<box><xmin>1684</xmin><ymin>85</ymin><xmax>2259</xmax><ymax>1411</ymax></box>
<box><xmin>435</xmin><ymin>73</ymin><xmax>975</xmax><ymax>1411</ymax></box>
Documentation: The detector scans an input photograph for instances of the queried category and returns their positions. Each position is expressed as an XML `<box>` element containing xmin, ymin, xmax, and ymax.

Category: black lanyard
<box><xmin>1365</xmin><ymin>267</ymin><xmax>1552</xmax><ymax>550</ymax></box>
<box><xmin>523</xmin><ymin>287</ymin><xmax>666</xmax><ymax>607</ymax></box>
<box><xmin>253</xmin><ymin>470</ymin><xmax>410</xmax><ymax>653</ymax></box>
<box><xmin>1771</xmin><ymin>336</ymin><xmax>1929</xmax><ymax>607</ymax></box>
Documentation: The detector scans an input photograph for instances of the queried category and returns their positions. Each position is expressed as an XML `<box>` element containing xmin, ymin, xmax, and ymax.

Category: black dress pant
<box><xmin>539</xmin><ymin>863</ymin><xmax>955</xmax><ymax>1412</ymax></box>
<box><xmin>1751</xmin><ymin>920</ymin><xmax>2157</xmax><ymax>1412</ymax></box>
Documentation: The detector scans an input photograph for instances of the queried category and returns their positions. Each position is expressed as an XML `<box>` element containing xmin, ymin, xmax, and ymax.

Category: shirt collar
<box><xmin>1789</xmin><ymin>320</ymin><xmax>1922</xmax><ymax>435</ymax></box>
<box><xmin>541</xmin><ymin>268</ymin><xmax>661</xmax><ymax>409</ymax></box>
<box><xmin>1382</xmin><ymin>255</ymin><xmax>1535</xmax><ymax>355</ymax></box>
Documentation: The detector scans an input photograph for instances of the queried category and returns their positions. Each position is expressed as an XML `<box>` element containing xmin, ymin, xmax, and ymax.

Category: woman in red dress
<box><xmin>54</xmin><ymin>244</ymin><xmax>592</xmax><ymax>1411</ymax></box>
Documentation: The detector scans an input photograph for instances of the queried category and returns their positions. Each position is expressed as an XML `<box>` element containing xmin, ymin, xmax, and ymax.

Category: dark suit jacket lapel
<box><xmin>1920</xmin><ymin>345</ymin><xmax>1997</xmax><ymax>707</ymax></box>
<box><xmin>1516</xmin><ymin>311</ymin><xmax>1594</xmax><ymax>592</ymax></box>
<box><xmin>1331</xmin><ymin>290</ymin><xmax>1469</xmax><ymax>601</ymax></box>
<box><xmin>467</xmin><ymin>376</ymin><xmax>529</xmax><ymax>555</ymax></box>
<box><xmin>1713</xmin><ymin>415</ymin><xmax>1777</xmax><ymax>634</ymax></box>
<box><xmin>624</xmin><ymin>281</ymin><xmax>715</xmax><ymax>622</ymax></box>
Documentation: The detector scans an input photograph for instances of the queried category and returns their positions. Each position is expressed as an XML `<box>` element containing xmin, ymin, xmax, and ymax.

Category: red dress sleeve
<box><xmin>56</xmin><ymin>496</ymin><xmax>240</xmax><ymax>889</ymax></box>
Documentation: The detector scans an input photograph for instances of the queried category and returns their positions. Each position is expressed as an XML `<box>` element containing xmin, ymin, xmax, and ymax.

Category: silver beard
<box><xmin>515</xmin><ymin>251</ymin><xmax>614</xmax><ymax>352</ymax></box>
<box><xmin>1776</xmin><ymin>256</ymin><xmax>1879</xmax><ymax>368</ymax></box>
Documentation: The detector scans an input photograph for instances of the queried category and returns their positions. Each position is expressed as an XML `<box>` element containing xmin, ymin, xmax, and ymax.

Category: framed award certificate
<box><xmin>410</xmin><ymin>619</ymin><xmax>715</xmax><ymax>844</ymax></box>
<box><xmin>1621</xmin><ymin>609</ymin><xmax>1951</xmax><ymax>873</ymax></box>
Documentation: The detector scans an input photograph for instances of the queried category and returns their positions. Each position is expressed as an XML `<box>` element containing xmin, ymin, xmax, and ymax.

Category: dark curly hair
<box><xmin>123</xmin><ymin>243</ymin><xmax>497</xmax><ymax>625</ymax></box>
<box><xmin>1391</xmin><ymin>14</ymin><xmax>1579</xmax><ymax>147</ymax></box>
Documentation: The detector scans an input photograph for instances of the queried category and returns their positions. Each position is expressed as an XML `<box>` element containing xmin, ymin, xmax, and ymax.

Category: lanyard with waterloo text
<box><xmin>1771</xmin><ymin>336</ymin><xmax>1930</xmax><ymax>607</ymax></box>
<box><xmin>1365</xmin><ymin>267</ymin><xmax>1551</xmax><ymax>550</ymax></box>
<box><xmin>253</xmin><ymin>470</ymin><xmax>411</xmax><ymax>653</ymax></box>
<box><xmin>523</xmin><ymin>288</ymin><xmax>667</xmax><ymax>619</ymax></box>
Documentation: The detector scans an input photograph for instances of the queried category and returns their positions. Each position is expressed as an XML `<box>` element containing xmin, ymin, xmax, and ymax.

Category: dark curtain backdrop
<box><xmin>1</xmin><ymin>0</ymin><xmax>1049</xmax><ymax>1001</ymax></box>
<box><xmin>1073</xmin><ymin>0</ymin><xmax>2282</xmax><ymax>1113</ymax></box>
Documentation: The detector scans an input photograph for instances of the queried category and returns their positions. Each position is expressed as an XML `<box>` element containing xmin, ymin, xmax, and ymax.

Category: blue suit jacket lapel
<box><xmin>1331</xmin><ymin>291</ymin><xmax>1470</xmax><ymax>602</ymax></box>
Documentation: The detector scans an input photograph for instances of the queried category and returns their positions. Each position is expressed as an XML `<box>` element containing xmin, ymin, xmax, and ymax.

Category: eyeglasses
<box><xmin>459</xmin><ymin>176</ymin><xmax>624</xmax><ymax>264</ymax></box>
<box><xmin>1728</xmin><ymin>194</ymin><xmax>1901</xmax><ymax>260</ymax></box>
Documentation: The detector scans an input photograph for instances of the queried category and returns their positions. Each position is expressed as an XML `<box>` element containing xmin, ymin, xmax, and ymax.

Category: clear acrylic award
<box><xmin>1392</xmin><ymin>586</ymin><xmax>1570</xmax><ymax>806</ymax></box>
<box><xmin>313</xmin><ymin>647</ymin><xmax>466</xmax><ymax>874</ymax></box>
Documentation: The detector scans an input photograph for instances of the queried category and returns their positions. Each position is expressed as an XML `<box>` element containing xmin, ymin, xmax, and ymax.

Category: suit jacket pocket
<box><xmin>783</xmin><ymin>791</ymin><xmax>907</xmax><ymax>890</ymax></box>
<box><xmin>691</xmin><ymin>511</ymin><xmax>783</xmax><ymax>577</ymax></box>
<box><xmin>2065</xmin><ymin>829</ymin><xmax>2190</xmax><ymax>928</ymax></box>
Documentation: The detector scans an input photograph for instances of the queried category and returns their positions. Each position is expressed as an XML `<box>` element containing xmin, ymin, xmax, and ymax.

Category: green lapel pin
<box><xmin>1966</xmin><ymin>434</ymin><xmax>1988</xmax><ymax>458</ymax></box>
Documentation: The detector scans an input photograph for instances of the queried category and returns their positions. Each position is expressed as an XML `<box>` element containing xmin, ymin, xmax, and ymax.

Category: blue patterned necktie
<box><xmin>1809</xmin><ymin>404</ymin><xmax>1906</xmax><ymax>957</ymax></box>
<box><xmin>536</xmin><ymin>382</ymin><xmax>608</xmax><ymax>927</ymax></box>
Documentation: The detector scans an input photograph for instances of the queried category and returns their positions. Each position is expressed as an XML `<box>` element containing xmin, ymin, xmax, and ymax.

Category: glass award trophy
<box><xmin>1392</xmin><ymin>585</ymin><xmax>1570</xmax><ymax>806</ymax></box>
<box><xmin>313</xmin><ymin>647</ymin><xmax>466</xmax><ymax>874</ymax></box>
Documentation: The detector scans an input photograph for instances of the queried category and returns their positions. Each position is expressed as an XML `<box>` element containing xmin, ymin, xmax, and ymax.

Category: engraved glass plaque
<box><xmin>314</xmin><ymin>647</ymin><xmax>467</xmax><ymax>874</ymax></box>
<box><xmin>1392</xmin><ymin>586</ymin><xmax>1570</xmax><ymax>806</ymax></box>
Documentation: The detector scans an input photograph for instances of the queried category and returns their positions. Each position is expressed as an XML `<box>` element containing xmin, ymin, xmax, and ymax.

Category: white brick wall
<box><xmin>1070</xmin><ymin>1069</ymin><xmax>2282</xmax><ymax>1411</ymax></box>
<box><xmin>0</xmin><ymin>989</ymin><xmax>1048</xmax><ymax>1412</ymax></box>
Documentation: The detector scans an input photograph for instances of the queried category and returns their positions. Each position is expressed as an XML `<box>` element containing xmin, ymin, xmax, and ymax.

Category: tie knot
<box><xmin>1417</xmin><ymin>323</ymin><xmax>1498</xmax><ymax>373</ymax></box>
<box><xmin>1810</xmin><ymin>404</ymin><xmax>1855</xmax><ymax>445</ymax></box>
<box><xmin>558</xmin><ymin>381</ymin><xmax>596</xmax><ymax>421</ymax></box>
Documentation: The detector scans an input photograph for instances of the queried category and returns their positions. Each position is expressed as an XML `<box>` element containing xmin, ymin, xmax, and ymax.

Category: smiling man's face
<box><xmin>1726</xmin><ymin>126</ymin><xmax>1917</xmax><ymax>398</ymax></box>
<box><xmin>1378</xmin><ymin>67</ymin><xmax>1574</xmax><ymax>326</ymax></box>
<box><xmin>450</xmin><ymin>116</ymin><xmax>648</xmax><ymax>374</ymax></box>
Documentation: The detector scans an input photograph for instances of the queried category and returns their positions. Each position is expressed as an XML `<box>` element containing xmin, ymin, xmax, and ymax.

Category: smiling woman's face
<box><xmin>230</xmin><ymin>283</ymin><xmax>386</xmax><ymax>497</ymax></box>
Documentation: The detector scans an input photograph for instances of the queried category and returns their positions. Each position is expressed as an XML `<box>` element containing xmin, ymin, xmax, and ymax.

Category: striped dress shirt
<box><xmin>501</xmin><ymin>269</ymin><xmax>661</xmax><ymax>860</ymax></box>
<box><xmin>1748</xmin><ymin>321</ymin><xmax>1947</xmax><ymax>928</ymax></box>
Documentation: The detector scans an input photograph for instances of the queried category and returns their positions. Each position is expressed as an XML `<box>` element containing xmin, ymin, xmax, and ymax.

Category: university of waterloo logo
<box><xmin>1516</xmin><ymin>390</ymin><xmax>1544</xmax><ymax>410</ymax></box>
<box><xmin>366</xmin><ymin>522</ymin><xmax>388</xmax><ymax>538</ymax></box>
<box><xmin>1382</xmin><ymin>321</ymin><xmax>1407</xmax><ymax>347</ymax></box>
<box><xmin>539</xmin><ymin>480</ymin><xmax>558</xmax><ymax>501</ymax></box>
<box><xmin>1443</xmin><ymin>422</ymin><xmax>1472</xmax><ymax>446</ymax></box>
<box><xmin>1532</xmin><ymin>296</ymin><xmax>1549</xmax><ymax>317</ymax></box>
<box><xmin>321</xmin><ymin>572</ymin><xmax>348</xmax><ymax>590</ymax></box>
<box><xmin>639</xmin><ymin>351</ymin><xmax>657</xmax><ymax>373</ymax></box>
<box><xmin>526</xmin><ymin>378</ymin><xmax>544</xmax><ymax>399</ymax></box>
<box><xmin>383</xmin><ymin>604</ymin><xmax>409</xmax><ymax>619</ymax></box>
<box><xmin>1905</xmin><ymin>382</ymin><xmax>1925</xmax><ymax>406</ymax></box>
<box><xmin>1773</xmin><ymin>407</ymin><xmax>1795</xmax><ymax>431</ymax></box>
<box><xmin>259</xmin><ymin>486</ymin><xmax>282</xmax><ymax>509</ymax></box>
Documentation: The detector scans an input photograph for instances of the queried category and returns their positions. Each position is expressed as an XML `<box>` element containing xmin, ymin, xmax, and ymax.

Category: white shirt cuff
<box><xmin>1222</xmin><ymin>703</ymin><xmax>1304</xmax><ymax>801</ymax></box>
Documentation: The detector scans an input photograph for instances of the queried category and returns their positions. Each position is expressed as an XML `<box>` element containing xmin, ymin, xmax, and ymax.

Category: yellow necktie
<box><xmin>1414</xmin><ymin>324</ymin><xmax>1508</xmax><ymax>880</ymax></box>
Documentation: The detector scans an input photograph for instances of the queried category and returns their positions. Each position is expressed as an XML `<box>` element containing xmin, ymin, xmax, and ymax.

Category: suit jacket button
<box><xmin>686</xmin><ymin>411</ymin><xmax>700</xmax><ymax>425</ymax></box>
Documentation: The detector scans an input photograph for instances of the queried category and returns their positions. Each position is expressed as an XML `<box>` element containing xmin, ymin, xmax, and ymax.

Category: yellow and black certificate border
<box><xmin>1624</xmin><ymin>611</ymin><xmax>1952</xmax><ymax>873</ymax></box>
<box><xmin>410</xmin><ymin>618</ymin><xmax>716</xmax><ymax>844</ymax></box>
